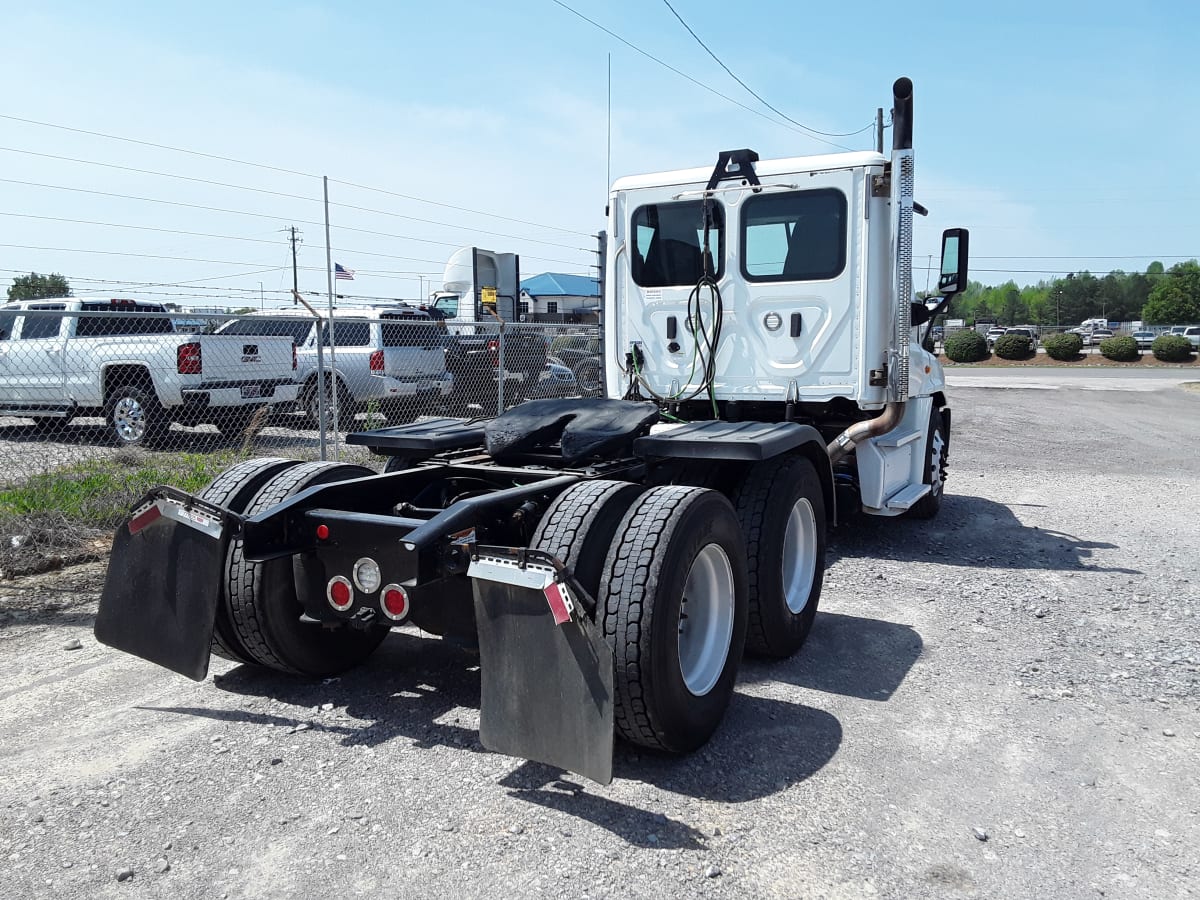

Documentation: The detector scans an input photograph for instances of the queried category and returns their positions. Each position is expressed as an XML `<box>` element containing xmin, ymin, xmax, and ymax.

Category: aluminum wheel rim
<box><xmin>113</xmin><ymin>396</ymin><xmax>146</xmax><ymax>442</ymax></box>
<box><xmin>782</xmin><ymin>497</ymin><xmax>818</xmax><ymax>615</ymax></box>
<box><xmin>677</xmin><ymin>542</ymin><xmax>735</xmax><ymax>697</ymax></box>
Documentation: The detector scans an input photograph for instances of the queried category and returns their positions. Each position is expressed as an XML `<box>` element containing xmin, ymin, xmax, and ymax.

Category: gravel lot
<box><xmin>1</xmin><ymin>381</ymin><xmax>1197</xmax><ymax>899</ymax></box>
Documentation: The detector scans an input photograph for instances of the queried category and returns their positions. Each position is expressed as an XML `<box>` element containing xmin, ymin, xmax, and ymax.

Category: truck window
<box><xmin>431</xmin><ymin>295</ymin><xmax>460</xmax><ymax>320</ymax></box>
<box><xmin>741</xmin><ymin>189</ymin><xmax>846</xmax><ymax>282</ymax></box>
<box><xmin>0</xmin><ymin>311</ymin><xmax>16</xmax><ymax>340</ymax></box>
<box><xmin>75</xmin><ymin>313</ymin><xmax>175</xmax><ymax>337</ymax></box>
<box><xmin>632</xmin><ymin>200</ymin><xmax>725</xmax><ymax>287</ymax></box>
<box><xmin>382</xmin><ymin>320</ymin><xmax>442</xmax><ymax>348</ymax></box>
<box><xmin>221</xmin><ymin>318</ymin><xmax>314</xmax><ymax>345</ymax></box>
<box><xmin>320</xmin><ymin>321</ymin><xmax>371</xmax><ymax>347</ymax></box>
<box><xmin>19</xmin><ymin>308</ymin><xmax>66</xmax><ymax>340</ymax></box>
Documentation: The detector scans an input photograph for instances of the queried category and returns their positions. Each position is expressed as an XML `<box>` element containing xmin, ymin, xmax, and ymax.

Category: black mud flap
<box><xmin>94</xmin><ymin>490</ymin><xmax>234</xmax><ymax>682</ymax></box>
<box><xmin>470</xmin><ymin>550</ymin><xmax>615</xmax><ymax>785</ymax></box>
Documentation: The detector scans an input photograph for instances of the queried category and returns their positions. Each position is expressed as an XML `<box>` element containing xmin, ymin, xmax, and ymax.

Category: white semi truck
<box><xmin>95</xmin><ymin>78</ymin><xmax>967</xmax><ymax>784</ymax></box>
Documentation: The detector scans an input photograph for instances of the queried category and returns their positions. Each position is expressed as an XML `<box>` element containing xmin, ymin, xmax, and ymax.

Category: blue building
<box><xmin>519</xmin><ymin>273</ymin><xmax>600</xmax><ymax>322</ymax></box>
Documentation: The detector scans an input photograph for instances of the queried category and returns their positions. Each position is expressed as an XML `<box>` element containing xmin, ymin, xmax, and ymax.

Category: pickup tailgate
<box><xmin>196</xmin><ymin>334</ymin><xmax>295</xmax><ymax>387</ymax></box>
<box><xmin>379</xmin><ymin>316</ymin><xmax>446</xmax><ymax>380</ymax></box>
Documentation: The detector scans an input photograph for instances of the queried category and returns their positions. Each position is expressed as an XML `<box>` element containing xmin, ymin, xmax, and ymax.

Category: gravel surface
<box><xmin>1</xmin><ymin>382</ymin><xmax>1197</xmax><ymax>899</ymax></box>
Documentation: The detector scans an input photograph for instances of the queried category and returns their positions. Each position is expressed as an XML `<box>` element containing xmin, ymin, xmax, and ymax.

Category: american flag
<box><xmin>334</xmin><ymin>263</ymin><xmax>355</xmax><ymax>281</ymax></box>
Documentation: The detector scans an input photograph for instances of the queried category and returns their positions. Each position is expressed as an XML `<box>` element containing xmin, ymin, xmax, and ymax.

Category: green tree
<box><xmin>7</xmin><ymin>272</ymin><xmax>71</xmax><ymax>301</ymax></box>
<box><xmin>1141</xmin><ymin>260</ymin><xmax>1200</xmax><ymax>325</ymax></box>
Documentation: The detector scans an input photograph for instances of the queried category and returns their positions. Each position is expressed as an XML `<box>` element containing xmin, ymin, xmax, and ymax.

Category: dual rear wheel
<box><xmin>530</xmin><ymin>454</ymin><xmax>826</xmax><ymax>753</ymax></box>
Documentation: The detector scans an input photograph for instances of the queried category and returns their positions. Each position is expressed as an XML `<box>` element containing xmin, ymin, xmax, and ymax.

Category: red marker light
<box><xmin>326</xmin><ymin>576</ymin><xmax>352</xmax><ymax>611</ymax></box>
<box><xmin>380</xmin><ymin>584</ymin><xmax>410</xmax><ymax>621</ymax></box>
<box><xmin>316</xmin><ymin>524</ymin><xmax>330</xmax><ymax>540</ymax></box>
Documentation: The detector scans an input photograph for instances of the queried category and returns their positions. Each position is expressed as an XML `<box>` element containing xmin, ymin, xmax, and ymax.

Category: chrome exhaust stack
<box><xmin>827</xmin><ymin>401</ymin><xmax>905</xmax><ymax>464</ymax></box>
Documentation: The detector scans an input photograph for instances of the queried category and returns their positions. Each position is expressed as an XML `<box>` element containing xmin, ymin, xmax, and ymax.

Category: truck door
<box><xmin>13</xmin><ymin>304</ymin><xmax>68</xmax><ymax>404</ymax></box>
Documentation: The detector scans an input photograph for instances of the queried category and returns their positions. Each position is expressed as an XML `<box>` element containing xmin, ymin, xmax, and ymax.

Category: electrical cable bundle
<box><xmin>630</xmin><ymin>195</ymin><xmax>725</xmax><ymax>418</ymax></box>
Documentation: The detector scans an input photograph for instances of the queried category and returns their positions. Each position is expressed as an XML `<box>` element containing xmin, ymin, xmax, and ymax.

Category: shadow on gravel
<box><xmin>498</xmin><ymin>698</ymin><xmax>841</xmax><ymax>845</ymax></box>
<box><xmin>151</xmin><ymin>630</ymin><xmax>485</xmax><ymax>752</ymax></box>
<box><xmin>830</xmin><ymin>493</ymin><xmax>1139</xmax><ymax>575</ymax></box>
<box><xmin>737</xmin><ymin>611</ymin><xmax>922</xmax><ymax>701</ymax></box>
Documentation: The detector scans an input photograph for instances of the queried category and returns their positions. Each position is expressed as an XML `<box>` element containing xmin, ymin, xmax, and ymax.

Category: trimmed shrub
<box><xmin>1099</xmin><ymin>335</ymin><xmax>1139</xmax><ymax>362</ymax></box>
<box><xmin>1152</xmin><ymin>334</ymin><xmax>1194</xmax><ymax>362</ymax></box>
<box><xmin>994</xmin><ymin>334</ymin><xmax>1033</xmax><ymax>360</ymax></box>
<box><xmin>944</xmin><ymin>329</ymin><xmax>989</xmax><ymax>363</ymax></box>
<box><xmin>1044</xmin><ymin>332</ymin><xmax>1083</xmax><ymax>361</ymax></box>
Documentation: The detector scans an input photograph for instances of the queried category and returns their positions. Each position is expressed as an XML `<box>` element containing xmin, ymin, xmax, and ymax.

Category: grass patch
<box><xmin>0</xmin><ymin>450</ymin><xmax>238</xmax><ymax>528</ymax></box>
<box><xmin>0</xmin><ymin>449</ymin><xmax>241</xmax><ymax>577</ymax></box>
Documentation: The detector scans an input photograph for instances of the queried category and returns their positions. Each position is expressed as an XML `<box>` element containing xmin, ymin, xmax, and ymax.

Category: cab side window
<box><xmin>19</xmin><ymin>307</ymin><xmax>66</xmax><ymax>340</ymax></box>
<box><xmin>0</xmin><ymin>311</ymin><xmax>16</xmax><ymax>341</ymax></box>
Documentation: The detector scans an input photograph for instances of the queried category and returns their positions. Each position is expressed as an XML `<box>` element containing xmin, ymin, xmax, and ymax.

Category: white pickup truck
<box><xmin>0</xmin><ymin>298</ymin><xmax>298</xmax><ymax>446</ymax></box>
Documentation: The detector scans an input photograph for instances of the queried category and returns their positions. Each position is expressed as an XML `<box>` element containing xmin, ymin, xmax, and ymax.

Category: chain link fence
<box><xmin>0</xmin><ymin>309</ymin><xmax>604</xmax><ymax>475</ymax></box>
<box><xmin>0</xmin><ymin>304</ymin><xmax>602</xmax><ymax>575</ymax></box>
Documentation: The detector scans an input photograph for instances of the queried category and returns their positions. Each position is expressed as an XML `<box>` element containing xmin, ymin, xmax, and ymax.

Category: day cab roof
<box><xmin>610</xmin><ymin>150</ymin><xmax>888</xmax><ymax>193</ymax></box>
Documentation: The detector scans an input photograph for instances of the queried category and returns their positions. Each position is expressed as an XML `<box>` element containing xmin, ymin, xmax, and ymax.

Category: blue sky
<box><xmin>1</xmin><ymin>0</ymin><xmax>1196</xmax><ymax>308</ymax></box>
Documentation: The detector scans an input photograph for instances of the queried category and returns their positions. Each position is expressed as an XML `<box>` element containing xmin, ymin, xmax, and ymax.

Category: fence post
<box><xmin>496</xmin><ymin>322</ymin><xmax>506</xmax><ymax>415</ymax></box>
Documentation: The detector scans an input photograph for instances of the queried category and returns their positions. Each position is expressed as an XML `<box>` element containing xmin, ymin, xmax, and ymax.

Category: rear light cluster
<box><xmin>486</xmin><ymin>338</ymin><xmax>499</xmax><ymax>366</ymax></box>
<box><xmin>369</xmin><ymin>349</ymin><xmax>385</xmax><ymax>373</ymax></box>
<box><xmin>177</xmin><ymin>341</ymin><xmax>202</xmax><ymax>375</ymax></box>
<box><xmin>316</xmin><ymin>531</ymin><xmax>410</xmax><ymax>623</ymax></box>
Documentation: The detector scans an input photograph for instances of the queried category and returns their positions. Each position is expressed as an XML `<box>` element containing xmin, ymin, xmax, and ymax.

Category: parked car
<box><xmin>1184</xmin><ymin>326</ymin><xmax>1200</xmax><ymax>349</ymax></box>
<box><xmin>1084</xmin><ymin>329</ymin><xmax>1114</xmax><ymax>347</ymax></box>
<box><xmin>219</xmin><ymin>306</ymin><xmax>452</xmax><ymax>427</ymax></box>
<box><xmin>985</xmin><ymin>327</ymin><xmax>1006</xmax><ymax>348</ymax></box>
<box><xmin>1003</xmin><ymin>326</ymin><xmax>1038</xmax><ymax>347</ymax></box>
<box><xmin>549</xmin><ymin>333</ymin><xmax>603</xmax><ymax>397</ymax></box>
<box><xmin>1131</xmin><ymin>331</ymin><xmax>1157</xmax><ymax>349</ymax></box>
<box><xmin>1167</xmin><ymin>326</ymin><xmax>1188</xmax><ymax>337</ymax></box>
<box><xmin>528</xmin><ymin>360</ymin><xmax>579</xmax><ymax>399</ymax></box>
<box><xmin>0</xmin><ymin>298</ymin><xmax>298</xmax><ymax>446</ymax></box>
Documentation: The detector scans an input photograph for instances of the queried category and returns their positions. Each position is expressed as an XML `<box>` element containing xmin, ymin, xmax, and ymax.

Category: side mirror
<box><xmin>937</xmin><ymin>227</ymin><xmax>970</xmax><ymax>296</ymax></box>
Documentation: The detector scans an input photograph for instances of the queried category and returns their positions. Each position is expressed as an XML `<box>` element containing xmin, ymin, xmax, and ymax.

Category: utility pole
<box><xmin>284</xmin><ymin>226</ymin><xmax>303</xmax><ymax>301</ymax></box>
<box><xmin>875</xmin><ymin>107</ymin><xmax>884</xmax><ymax>154</ymax></box>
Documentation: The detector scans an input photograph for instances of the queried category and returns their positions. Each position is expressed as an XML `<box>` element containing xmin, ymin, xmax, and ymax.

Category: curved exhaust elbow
<box><xmin>827</xmin><ymin>402</ymin><xmax>905</xmax><ymax>464</ymax></box>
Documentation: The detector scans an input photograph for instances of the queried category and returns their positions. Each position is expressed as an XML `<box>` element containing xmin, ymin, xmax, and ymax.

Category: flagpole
<box><xmin>323</xmin><ymin>175</ymin><xmax>340</xmax><ymax>460</ymax></box>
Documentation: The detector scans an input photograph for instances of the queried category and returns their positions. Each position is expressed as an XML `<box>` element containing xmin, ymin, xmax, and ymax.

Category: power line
<box><xmin>549</xmin><ymin>0</ymin><xmax>858</xmax><ymax>151</ymax></box>
<box><xmin>0</xmin><ymin>112</ymin><xmax>589</xmax><ymax>237</ymax></box>
<box><xmin>659</xmin><ymin>0</ymin><xmax>872</xmax><ymax>140</ymax></box>
<box><xmin>0</xmin><ymin>243</ymin><xmax>438</xmax><ymax>278</ymax></box>
<box><xmin>327</xmin><ymin>179</ymin><xmax>594</xmax><ymax>238</ymax></box>
<box><xmin>0</xmin><ymin>146</ymin><xmax>590</xmax><ymax>251</ymax></box>
<box><xmin>0</xmin><ymin>178</ymin><xmax>590</xmax><ymax>268</ymax></box>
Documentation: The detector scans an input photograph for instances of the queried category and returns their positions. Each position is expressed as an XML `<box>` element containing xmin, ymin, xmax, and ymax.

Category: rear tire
<box><xmin>529</xmin><ymin>480</ymin><xmax>646</xmax><ymax>601</ymax></box>
<box><xmin>598</xmin><ymin>486</ymin><xmax>748</xmax><ymax>753</ymax></box>
<box><xmin>198</xmin><ymin>457</ymin><xmax>304</xmax><ymax>664</ymax></box>
<box><xmin>227</xmin><ymin>461</ymin><xmax>388</xmax><ymax>676</ymax></box>
<box><xmin>573</xmin><ymin>359</ymin><xmax>604</xmax><ymax>397</ymax></box>
<box><xmin>907</xmin><ymin>408</ymin><xmax>949</xmax><ymax>520</ymax></box>
<box><xmin>106</xmin><ymin>383</ymin><xmax>168</xmax><ymax>448</ymax></box>
<box><xmin>732</xmin><ymin>455</ymin><xmax>826</xmax><ymax>658</ymax></box>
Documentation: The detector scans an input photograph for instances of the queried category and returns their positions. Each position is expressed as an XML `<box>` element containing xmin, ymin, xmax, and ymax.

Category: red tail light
<box><xmin>486</xmin><ymin>338</ymin><xmax>499</xmax><ymax>366</ymax></box>
<box><xmin>369</xmin><ymin>349</ymin><xmax>385</xmax><ymax>373</ymax></box>
<box><xmin>177</xmin><ymin>341</ymin><xmax>202</xmax><ymax>375</ymax></box>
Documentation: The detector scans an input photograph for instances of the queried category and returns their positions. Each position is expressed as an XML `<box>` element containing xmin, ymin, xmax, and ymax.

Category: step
<box><xmin>885</xmin><ymin>483</ymin><xmax>931</xmax><ymax>510</ymax></box>
<box><xmin>873</xmin><ymin>428</ymin><xmax>923</xmax><ymax>449</ymax></box>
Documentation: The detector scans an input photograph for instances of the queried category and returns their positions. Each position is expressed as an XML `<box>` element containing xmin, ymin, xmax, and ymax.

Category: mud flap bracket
<box><xmin>469</xmin><ymin>547</ymin><xmax>615</xmax><ymax>785</ymax></box>
<box><xmin>94</xmin><ymin>488</ymin><xmax>239</xmax><ymax>682</ymax></box>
